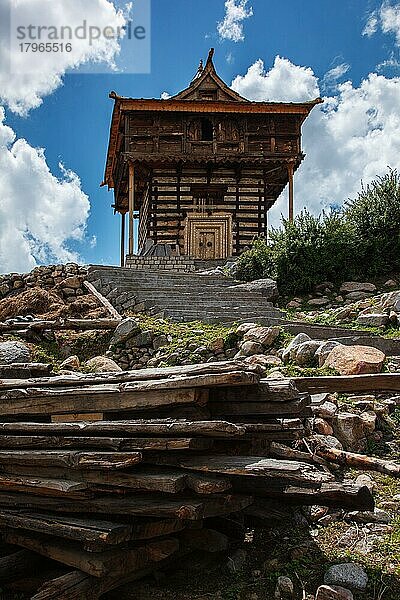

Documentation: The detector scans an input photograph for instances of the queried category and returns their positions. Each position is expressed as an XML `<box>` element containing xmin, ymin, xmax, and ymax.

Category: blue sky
<box><xmin>1</xmin><ymin>0</ymin><xmax>400</xmax><ymax>272</ymax></box>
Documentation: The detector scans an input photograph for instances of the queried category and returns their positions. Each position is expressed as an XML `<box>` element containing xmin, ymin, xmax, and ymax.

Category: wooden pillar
<box><xmin>120</xmin><ymin>212</ymin><xmax>126</xmax><ymax>267</ymax></box>
<box><xmin>128</xmin><ymin>163</ymin><xmax>135</xmax><ymax>255</ymax></box>
<box><xmin>288</xmin><ymin>162</ymin><xmax>294</xmax><ymax>222</ymax></box>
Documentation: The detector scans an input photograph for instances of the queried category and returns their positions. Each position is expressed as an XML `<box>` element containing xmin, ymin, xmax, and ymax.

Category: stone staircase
<box><xmin>87</xmin><ymin>265</ymin><xmax>284</xmax><ymax>325</ymax></box>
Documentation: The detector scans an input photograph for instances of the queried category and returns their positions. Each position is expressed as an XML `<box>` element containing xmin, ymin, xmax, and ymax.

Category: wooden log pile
<box><xmin>0</xmin><ymin>361</ymin><xmax>374</xmax><ymax>598</ymax></box>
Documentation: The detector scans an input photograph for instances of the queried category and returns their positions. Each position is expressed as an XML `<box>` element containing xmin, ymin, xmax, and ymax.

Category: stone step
<box><xmin>103</xmin><ymin>286</ymin><xmax>265</xmax><ymax>301</ymax></box>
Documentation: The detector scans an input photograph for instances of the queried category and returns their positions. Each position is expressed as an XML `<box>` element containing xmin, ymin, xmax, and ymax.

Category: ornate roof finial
<box><xmin>206</xmin><ymin>48</ymin><xmax>215</xmax><ymax>66</ymax></box>
<box><xmin>192</xmin><ymin>59</ymin><xmax>204</xmax><ymax>82</ymax></box>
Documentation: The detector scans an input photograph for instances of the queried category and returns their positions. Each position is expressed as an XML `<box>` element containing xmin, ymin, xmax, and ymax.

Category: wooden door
<box><xmin>198</xmin><ymin>231</ymin><xmax>216</xmax><ymax>259</ymax></box>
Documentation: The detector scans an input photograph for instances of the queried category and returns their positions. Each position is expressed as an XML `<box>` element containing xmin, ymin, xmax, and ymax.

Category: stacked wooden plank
<box><xmin>0</xmin><ymin>361</ymin><xmax>374</xmax><ymax>598</ymax></box>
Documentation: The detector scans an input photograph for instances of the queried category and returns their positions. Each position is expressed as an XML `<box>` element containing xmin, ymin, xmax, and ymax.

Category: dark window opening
<box><xmin>201</xmin><ymin>118</ymin><xmax>213</xmax><ymax>141</ymax></box>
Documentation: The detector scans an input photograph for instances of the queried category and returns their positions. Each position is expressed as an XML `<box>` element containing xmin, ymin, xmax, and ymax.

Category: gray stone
<box><xmin>324</xmin><ymin>563</ymin><xmax>368</xmax><ymax>591</ymax></box>
<box><xmin>232</xmin><ymin>278</ymin><xmax>279</xmax><ymax>301</ymax></box>
<box><xmin>294</xmin><ymin>340</ymin><xmax>322</xmax><ymax>366</ymax></box>
<box><xmin>282</xmin><ymin>333</ymin><xmax>311</xmax><ymax>363</ymax></box>
<box><xmin>316</xmin><ymin>341</ymin><xmax>342</xmax><ymax>367</ymax></box>
<box><xmin>0</xmin><ymin>341</ymin><xmax>30</xmax><ymax>365</ymax></box>
<box><xmin>355</xmin><ymin>473</ymin><xmax>375</xmax><ymax>492</ymax></box>
<box><xmin>59</xmin><ymin>356</ymin><xmax>80</xmax><ymax>371</ymax></box>
<box><xmin>356</xmin><ymin>313</ymin><xmax>389</xmax><ymax>327</ymax></box>
<box><xmin>340</xmin><ymin>282</ymin><xmax>377</xmax><ymax>294</ymax></box>
<box><xmin>243</xmin><ymin>326</ymin><xmax>280</xmax><ymax>347</ymax></box>
<box><xmin>311</xmin><ymin>400</ymin><xmax>337</xmax><ymax>419</ymax></box>
<box><xmin>153</xmin><ymin>334</ymin><xmax>169</xmax><ymax>351</ymax></box>
<box><xmin>109</xmin><ymin>318</ymin><xmax>141</xmax><ymax>346</ymax></box>
<box><xmin>310</xmin><ymin>434</ymin><xmax>343</xmax><ymax>450</ymax></box>
<box><xmin>274</xmin><ymin>575</ymin><xmax>294</xmax><ymax>599</ymax></box>
<box><xmin>316</xmin><ymin>585</ymin><xmax>353</xmax><ymax>600</ymax></box>
<box><xmin>345</xmin><ymin>291</ymin><xmax>372</xmax><ymax>301</ymax></box>
<box><xmin>346</xmin><ymin>508</ymin><xmax>390</xmax><ymax>524</ymax></box>
<box><xmin>235</xmin><ymin>322</ymin><xmax>258</xmax><ymax>336</ymax></box>
<box><xmin>126</xmin><ymin>330</ymin><xmax>154</xmax><ymax>348</ymax></box>
<box><xmin>84</xmin><ymin>356</ymin><xmax>122</xmax><ymax>373</ymax></box>
<box><xmin>308</xmin><ymin>297</ymin><xmax>330</xmax><ymax>306</ymax></box>
<box><xmin>238</xmin><ymin>341</ymin><xmax>264</xmax><ymax>357</ymax></box>
<box><xmin>333</xmin><ymin>413</ymin><xmax>367</xmax><ymax>450</ymax></box>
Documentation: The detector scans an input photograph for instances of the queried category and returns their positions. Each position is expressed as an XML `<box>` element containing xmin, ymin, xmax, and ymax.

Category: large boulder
<box><xmin>243</xmin><ymin>326</ymin><xmax>280</xmax><ymax>347</ymax></box>
<box><xmin>59</xmin><ymin>355</ymin><xmax>80</xmax><ymax>371</ymax></box>
<box><xmin>84</xmin><ymin>356</ymin><xmax>122</xmax><ymax>373</ymax></box>
<box><xmin>237</xmin><ymin>341</ymin><xmax>264</xmax><ymax>357</ymax></box>
<box><xmin>232</xmin><ymin>279</ymin><xmax>279</xmax><ymax>301</ymax></box>
<box><xmin>109</xmin><ymin>318</ymin><xmax>141</xmax><ymax>346</ymax></box>
<box><xmin>0</xmin><ymin>341</ymin><xmax>30</xmax><ymax>364</ymax></box>
<box><xmin>324</xmin><ymin>345</ymin><xmax>385</xmax><ymax>375</ymax></box>
<box><xmin>324</xmin><ymin>563</ymin><xmax>368</xmax><ymax>591</ymax></box>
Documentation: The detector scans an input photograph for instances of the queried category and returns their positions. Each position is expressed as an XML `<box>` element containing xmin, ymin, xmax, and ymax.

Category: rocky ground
<box><xmin>1</xmin><ymin>266</ymin><xmax>400</xmax><ymax>599</ymax></box>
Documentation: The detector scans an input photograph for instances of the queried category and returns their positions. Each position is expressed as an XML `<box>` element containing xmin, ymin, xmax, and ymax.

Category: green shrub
<box><xmin>236</xmin><ymin>169</ymin><xmax>400</xmax><ymax>295</ymax></box>
<box><xmin>344</xmin><ymin>169</ymin><xmax>400</xmax><ymax>276</ymax></box>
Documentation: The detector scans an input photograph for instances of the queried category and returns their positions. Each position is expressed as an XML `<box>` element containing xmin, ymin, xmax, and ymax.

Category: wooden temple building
<box><xmin>103</xmin><ymin>49</ymin><xmax>322</xmax><ymax>266</ymax></box>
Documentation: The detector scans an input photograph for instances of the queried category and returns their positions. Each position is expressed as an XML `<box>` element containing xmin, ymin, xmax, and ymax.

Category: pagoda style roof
<box><xmin>103</xmin><ymin>49</ymin><xmax>322</xmax><ymax>188</ymax></box>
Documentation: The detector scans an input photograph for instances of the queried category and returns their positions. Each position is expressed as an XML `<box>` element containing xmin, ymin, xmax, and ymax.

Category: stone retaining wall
<box><xmin>125</xmin><ymin>256</ymin><xmax>197</xmax><ymax>272</ymax></box>
<box><xmin>0</xmin><ymin>264</ymin><xmax>89</xmax><ymax>302</ymax></box>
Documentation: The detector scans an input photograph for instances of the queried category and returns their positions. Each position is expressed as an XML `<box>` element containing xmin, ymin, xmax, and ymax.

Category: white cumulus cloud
<box><xmin>217</xmin><ymin>0</ymin><xmax>253</xmax><ymax>42</ymax></box>
<box><xmin>231</xmin><ymin>56</ymin><xmax>400</xmax><ymax>227</ymax></box>
<box><xmin>0</xmin><ymin>108</ymin><xmax>90</xmax><ymax>273</ymax></box>
<box><xmin>0</xmin><ymin>0</ymin><xmax>127</xmax><ymax>115</ymax></box>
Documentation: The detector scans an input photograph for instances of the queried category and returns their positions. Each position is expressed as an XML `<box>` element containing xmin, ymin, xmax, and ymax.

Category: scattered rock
<box><xmin>233</xmin><ymin>279</ymin><xmax>279</xmax><ymax>301</ymax></box>
<box><xmin>356</xmin><ymin>313</ymin><xmax>389</xmax><ymax>327</ymax></box>
<box><xmin>308</xmin><ymin>297</ymin><xmax>330</xmax><ymax>306</ymax></box>
<box><xmin>153</xmin><ymin>334</ymin><xmax>169</xmax><ymax>351</ymax></box>
<box><xmin>384</xmin><ymin>279</ymin><xmax>397</xmax><ymax>288</ymax></box>
<box><xmin>324</xmin><ymin>345</ymin><xmax>385</xmax><ymax>375</ymax></box>
<box><xmin>274</xmin><ymin>575</ymin><xmax>294</xmax><ymax>599</ymax></box>
<box><xmin>294</xmin><ymin>340</ymin><xmax>322</xmax><ymax>366</ymax></box>
<box><xmin>310</xmin><ymin>434</ymin><xmax>343</xmax><ymax>450</ymax></box>
<box><xmin>243</xmin><ymin>326</ymin><xmax>280</xmax><ymax>347</ymax></box>
<box><xmin>286</xmin><ymin>300</ymin><xmax>301</xmax><ymax>309</ymax></box>
<box><xmin>312</xmin><ymin>401</ymin><xmax>337</xmax><ymax>419</ymax></box>
<box><xmin>316</xmin><ymin>585</ymin><xmax>353</xmax><ymax>600</ymax></box>
<box><xmin>59</xmin><ymin>355</ymin><xmax>80</xmax><ymax>371</ymax></box>
<box><xmin>84</xmin><ymin>356</ymin><xmax>122</xmax><ymax>373</ymax></box>
<box><xmin>0</xmin><ymin>341</ymin><xmax>30</xmax><ymax>365</ymax></box>
<box><xmin>324</xmin><ymin>563</ymin><xmax>368</xmax><ymax>591</ymax></box>
<box><xmin>340</xmin><ymin>282</ymin><xmax>377</xmax><ymax>294</ymax></box>
<box><xmin>346</xmin><ymin>508</ymin><xmax>390</xmax><ymax>524</ymax></box>
<box><xmin>315</xmin><ymin>341</ymin><xmax>342</xmax><ymax>367</ymax></box>
<box><xmin>314</xmin><ymin>418</ymin><xmax>334</xmax><ymax>435</ymax></box>
<box><xmin>282</xmin><ymin>333</ymin><xmax>311</xmax><ymax>363</ymax></box>
<box><xmin>109</xmin><ymin>318</ymin><xmax>141</xmax><ymax>346</ymax></box>
<box><xmin>237</xmin><ymin>341</ymin><xmax>264</xmax><ymax>357</ymax></box>
<box><xmin>236</xmin><ymin>322</ymin><xmax>258</xmax><ymax>336</ymax></box>
<box><xmin>355</xmin><ymin>473</ymin><xmax>375</xmax><ymax>492</ymax></box>
<box><xmin>333</xmin><ymin>413</ymin><xmax>369</xmax><ymax>450</ymax></box>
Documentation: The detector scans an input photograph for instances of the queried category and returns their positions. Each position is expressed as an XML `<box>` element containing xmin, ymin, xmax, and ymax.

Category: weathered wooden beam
<box><xmin>3</xmin><ymin>530</ymin><xmax>179</xmax><ymax>578</ymax></box>
<box><xmin>82</xmin><ymin>284</ymin><xmax>122</xmax><ymax>321</ymax></box>
<box><xmin>0</xmin><ymin>549</ymin><xmax>47</xmax><ymax>585</ymax></box>
<box><xmin>0</xmin><ymin>511</ymin><xmax>187</xmax><ymax>545</ymax></box>
<box><xmin>149</xmin><ymin>455</ymin><xmax>333</xmax><ymax>485</ymax></box>
<box><xmin>293</xmin><ymin>373</ymin><xmax>400</xmax><ymax>394</ymax></box>
<box><xmin>0</xmin><ymin>363</ymin><xmax>53</xmax><ymax>379</ymax></box>
<box><xmin>211</xmin><ymin>379</ymin><xmax>300</xmax><ymax>403</ymax></box>
<box><xmin>0</xmin><ymin>435</ymin><xmax>213</xmax><ymax>452</ymax></box>
<box><xmin>0</xmin><ymin>473</ymin><xmax>90</xmax><ymax>497</ymax></box>
<box><xmin>0</xmin><ymin>451</ymin><xmax>142</xmax><ymax>470</ymax></box>
<box><xmin>0</xmin><ymin>492</ymin><xmax>253</xmax><ymax>520</ymax></box>
<box><xmin>0</xmin><ymin>361</ymin><xmax>259</xmax><ymax>390</ymax></box>
<box><xmin>0</xmin><ymin>318</ymin><xmax>120</xmax><ymax>333</ymax></box>
<box><xmin>0</xmin><ymin>419</ymin><xmax>245</xmax><ymax>438</ymax></box>
<box><xmin>210</xmin><ymin>396</ymin><xmax>309</xmax><ymax>417</ymax></box>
